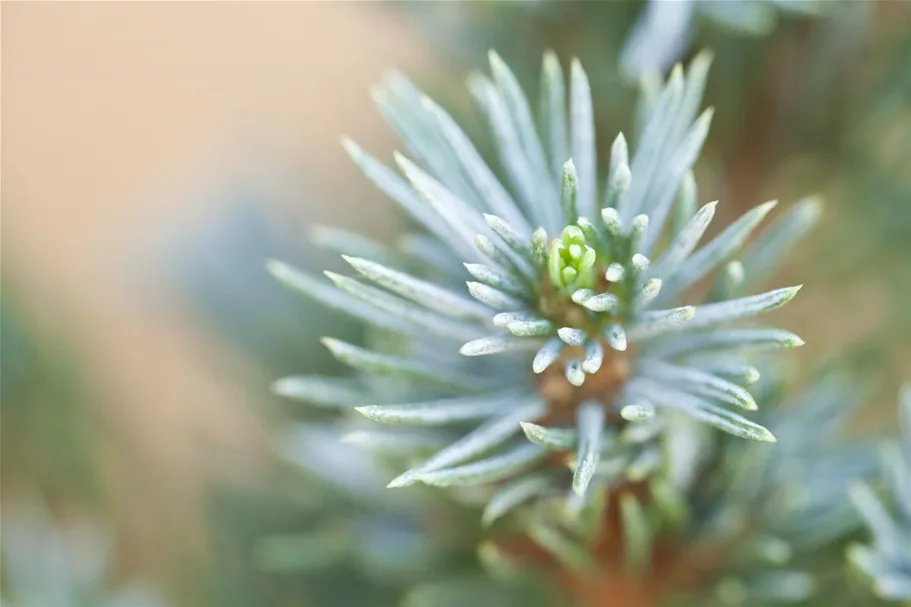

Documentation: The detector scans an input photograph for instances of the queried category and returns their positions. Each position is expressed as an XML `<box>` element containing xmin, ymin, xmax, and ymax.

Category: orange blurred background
<box><xmin>3</xmin><ymin>1</ymin><xmax>444</xmax><ymax>583</ymax></box>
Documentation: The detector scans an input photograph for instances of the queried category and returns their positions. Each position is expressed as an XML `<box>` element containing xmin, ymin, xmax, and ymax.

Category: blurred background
<box><xmin>2</xmin><ymin>2</ymin><xmax>909</xmax><ymax>605</ymax></box>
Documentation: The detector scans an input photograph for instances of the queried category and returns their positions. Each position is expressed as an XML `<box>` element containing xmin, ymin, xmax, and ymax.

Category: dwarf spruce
<box><xmin>269</xmin><ymin>51</ymin><xmax>902</xmax><ymax>605</ymax></box>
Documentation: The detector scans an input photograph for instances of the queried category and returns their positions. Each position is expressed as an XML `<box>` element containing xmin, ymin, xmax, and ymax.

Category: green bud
<box><xmin>548</xmin><ymin>225</ymin><xmax>597</xmax><ymax>293</ymax></box>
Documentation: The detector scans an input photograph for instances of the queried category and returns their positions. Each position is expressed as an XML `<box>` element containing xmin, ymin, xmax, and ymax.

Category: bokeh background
<box><xmin>2</xmin><ymin>2</ymin><xmax>909</xmax><ymax>605</ymax></box>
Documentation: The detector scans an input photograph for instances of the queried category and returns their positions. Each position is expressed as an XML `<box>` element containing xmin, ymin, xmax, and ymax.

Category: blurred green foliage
<box><xmin>1</xmin><ymin>285</ymin><xmax>103</xmax><ymax>507</ymax></box>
